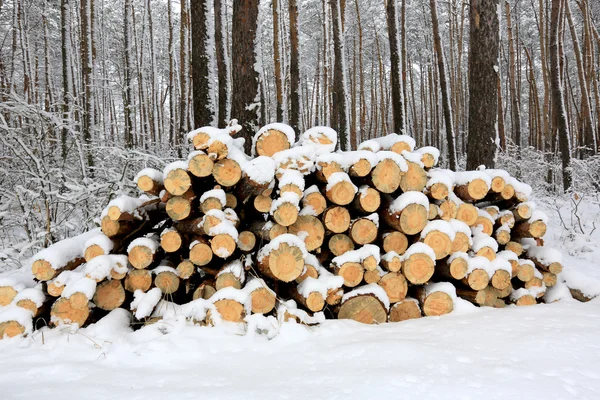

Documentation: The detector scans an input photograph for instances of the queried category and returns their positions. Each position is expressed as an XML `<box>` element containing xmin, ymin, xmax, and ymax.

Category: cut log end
<box><xmin>326</xmin><ymin>180</ymin><xmax>356</xmax><ymax>206</ymax></box>
<box><xmin>166</xmin><ymin>196</ymin><xmax>192</xmax><ymax>221</ymax></box>
<box><xmin>303</xmin><ymin>192</ymin><xmax>327</xmax><ymax>216</ymax></box>
<box><xmin>155</xmin><ymin>271</ymin><xmax>180</xmax><ymax>294</ymax></box>
<box><xmin>336</xmin><ymin>262</ymin><xmax>364</xmax><ymax>287</ymax></box>
<box><xmin>371</xmin><ymin>159</ymin><xmax>402</xmax><ymax>193</ymax></box>
<box><xmin>188</xmin><ymin>152</ymin><xmax>214</xmax><ymax>177</ymax></box>
<box><xmin>398</xmin><ymin>203</ymin><xmax>428</xmax><ymax>235</ymax></box>
<box><xmin>210</xmin><ymin>234</ymin><xmax>237</xmax><ymax>259</ymax></box>
<box><xmin>338</xmin><ymin>294</ymin><xmax>387</xmax><ymax>324</ymax></box>
<box><xmin>356</xmin><ymin>187</ymin><xmax>381</xmax><ymax>213</ymax></box>
<box><xmin>263</xmin><ymin>242</ymin><xmax>305</xmax><ymax>282</ymax></box>
<box><xmin>451</xmin><ymin>232</ymin><xmax>471</xmax><ymax>253</ymax></box>
<box><xmin>237</xmin><ymin>231</ymin><xmax>257</xmax><ymax>252</ymax></box>
<box><xmin>124</xmin><ymin>269</ymin><xmax>153</xmax><ymax>293</ymax></box>
<box><xmin>50</xmin><ymin>297</ymin><xmax>90</xmax><ymax>327</ymax></box>
<box><xmin>382</xmin><ymin>231</ymin><xmax>408</xmax><ymax>255</ymax></box>
<box><xmin>84</xmin><ymin>244</ymin><xmax>106</xmax><ymax>262</ymax></box>
<box><xmin>465</xmin><ymin>269</ymin><xmax>490</xmax><ymax>291</ymax></box>
<box><xmin>176</xmin><ymin>260</ymin><xmax>195</xmax><ymax>280</ymax></box>
<box><xmin>399</xmin><ymin>161</ymin><xmax>427</xmax><ymax>192</ymax></box>
<box><xmin>423</xmin><ymin>230</ymin><xmax>453</xmax><ymax>260</ymax></box>
<box><xmin>0</xmin><ymin>321</ymin><xmax>26</xmax><ymax>338</ymax></box>
<box><xmin>456</xmin><ymin>178</ymin><xmax>489</xmax><ymax>201</ymax></box>
<box><xmin>0</xmin><ymin>286</ymin><xmax>18</xmax><ymax>306</ymax></box>
<box><xmin>429</xmin><ymin>183</ymin><xmax>449</xmax><ymax>200</ymax></box>
<box><xmin>323</xmin><ymin>206</ymin><xmax>351</xmax><ymax>233</ymax></box>
<box><xmin>388</xmin><ymin>300</ymin><xmax>422</xmax><ymax>322</ymax></box>
<box><xmin>128</xmin><ymin>245</ymin><xmax>155</xmax><ymax>270</ymax></box>
<box><xmin>213</xmin><ymin>299</ymin><xmax>245</xmax><ymax>322</ymax></box>
<box><xmin>161</xmin><ymin>230</ymin><xmax>183</xmax><ymax>253</ymax></box>
<box><xmin>164</xmin><ymin>168</ymin><xmax>192</xmax><ymax>196</ymax></box>
<box><xmin>255</xmin><ymin>129</ymin><xmax>291</xmax><ymax>157</ymax></box>
<box><xmin>505</xmin><ymin>241</ymin><xmax>524</xmax><ymax>256</ymax></box>
<box><xmin>490</xmin><ymin>177</ymin><xmax>506</xmax><ymax>193</ymax></box>
<box><xmin>329</xmin><ymin>234</ymin><xmax>355</xmax><ymax>257</ymax></box>
<box><xmin>402</xmin><ymin>253</ymin><xmax>435</xmax><ymax>284</ymax></box>
<box><xmin>456</xmin><ymin>203</ymin><xmax>479</xmax><ymax>226</ymax></box>
<box><xmin>254</xmin><ymin>195</ymin><xmax>273</xmax><ymax>213</ymax></box>
<box><xmin>250</xmin><ymin>287</ymin><xmax>276</xmax><ymax>314</ymax></box>
<box><xmin>422</xmin><ymin>291</ymin><xmax>453</xmax><ymax>316</ymax></box>
<box><xmin>190</xmin><ymin>240</ymin><xmax>213</xmax><ymax>266</ymax></box>
<box><xmin>515</xmin><ymin>294</ymin><xmax>536</xmax><ymax>306</ymax></box>
<box><xmin>272</xmin><ymin>202</ymin><xmax>299</xmax><ymax>227</ymax></box>
<box><xmin>289</xmin><ymin>215</ymin><xmax>325</xmax><ymax>251</ymax></box>
<box><xmin>379</xmin><ymin>272</ymin><xmax>408</xmax><ymax>303</ymax></box>
<box><xmin>93</xmin><ymin>280</ymin><xmax>126</xmax><ymax>311</ymax></box>
<box><xmin>350</xmin><ymin>218</ymin><xmax>378</xmax><ymax>245</ymax></box>
<box><xmin>491</xmin><ymin>269</ymin><xmax>511</xmax><ymax>290</ymax></box>
<box><xmin>213</xmin><ymin>159</ymin><xmax>242</xmax><ymax>187</ymax></box>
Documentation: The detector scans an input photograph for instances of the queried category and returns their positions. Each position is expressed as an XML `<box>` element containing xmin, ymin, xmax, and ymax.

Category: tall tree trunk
<box><xmin>550</xmin><ymin>0</ymin><xmax>572</xmax><ymax>191</ymax></box>
<box><xmin>386</xmin><ymin>0</ymin><xmax>405</xmax><ymax>134</ymax></box>
<box><xmin>505</xmin><ymin>2</ymin><xmax>522</xmax><ymax>151</ymax></box>
<box><xmin>430</xmin><ymin>0</ymin><xmax>458</xmax><ymax>170</ymax></box>
<box><xmin>61</xmin><ymin>0</ymin><xmax>72</xmax><ymax>159</ymax></box>
<box><xmin>179</xmin><ymin>0</ymin><xmax>190</xmax><ymax>155</ymax></box>
<box><xmin>191</xmin><ymin>0</ymin><xmax>214</xmax><ymax>128</ymax></box>
<box><xmin>466</xmin><ymin>0</ymin><xmax>500</xmax><ymax>170</ymax></box>
<box><xmin>123</xmin><ymin>0</ymin><xmax>134</xmax><ymax>149</ymax></box>
<box><xmin>565</xmin><ymin>0</ymin><xmax>596</xmax><ymax>157</ymax></box>
<box><xmin>289</xmin><ymin>0</ymin><xmax>300</xmax><ymax>133</ymax></box>
<box><xmin>214</xmin><ymin>0</ymin><xmax>228</xmax><ymax>127</ymax></box>
<box><xmin>272</xmin><ymin>0</ymin><xmax>284</xmax><ymax>121</ymax></box>
<box><xmin>81</xmin><ymin>0</ymin><xmax>95</xmax><ymax>175</ymax></box>
<box><xmin>231</xmin><ymin>0</ymin><xmax>261</xmax><ymax>152</ymax></box>
<box><xmin>330</xmin><ymin>0</ymin><xmax>350</xmax><ymax>150</ymax></box>
<box><xmin>401</xmin><ymin>0</ymin><xmax>409</xmax><ymax>134</ymax></box>
<box><xmin>168</xmin><ymin>0</ymin><xmax>175</xmax><ymax>144</ymax></box>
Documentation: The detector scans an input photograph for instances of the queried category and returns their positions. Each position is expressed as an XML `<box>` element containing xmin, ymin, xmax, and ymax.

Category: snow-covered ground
<box><xmin>1</xmin><ymin>194</ymin><xmax>599</xmax><ymax>399</ymax></box>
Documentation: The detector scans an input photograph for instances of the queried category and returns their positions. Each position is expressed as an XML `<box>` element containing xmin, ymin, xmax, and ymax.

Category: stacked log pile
<box><xmin>0</xmin><ymin>122</ymin><xmax>582</xmax><ymax>338</ymax></box>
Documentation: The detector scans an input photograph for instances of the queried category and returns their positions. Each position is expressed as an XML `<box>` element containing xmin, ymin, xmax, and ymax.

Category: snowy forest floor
<box><xmin>1</xmin><ymin>193</ymin><xmax>600</xmax><ymax>399</ymax></box>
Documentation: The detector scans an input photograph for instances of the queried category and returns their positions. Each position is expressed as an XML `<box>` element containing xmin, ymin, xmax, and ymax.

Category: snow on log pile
<box><xmin>0</xmin><ymin>123</ymin><xmax>587</xmax><ymax>339</ymax></box>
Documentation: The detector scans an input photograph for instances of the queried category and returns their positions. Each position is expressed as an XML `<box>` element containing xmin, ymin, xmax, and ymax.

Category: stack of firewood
<box><xmin>0</xmin><ymin>122</ymin><xmax>578</xmax><ymax>338</ymax></box>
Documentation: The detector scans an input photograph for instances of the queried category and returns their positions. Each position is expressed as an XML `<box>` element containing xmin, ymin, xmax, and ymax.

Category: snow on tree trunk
<box><xmin>430</xmin><ymin>0</ymin><xmax>457</xmax><ymax>171</ymax></box>
<box><xmin>214</xmin><ymin>0</ymin><xmax>228</xmax><ymax>127</ymax></box>
<box><xmin>231</xmin><ymin>0</ymin><xmax>261</xmax><ymax>154</ymax></box>
<box><xmin>289</xmin><ymin>0</ymin><xmax>300</xmax><ymax>133</ymax></box>
<box><xmin>191</xmin><ymin>0</ymin><xmax>214</xmax><ymax>128</ymax></box>
<box><xmin>329</xmin><ymin>0</ymin><xmax>350</xmax><ymax>151</ymax></box>
<box><xmin>386</xmin><ymin>0</ymin><xmax>404</xmax><ymax>136</ymax></box>
<box><xmin>466</xmin><ymin>0</ymin><xmax>500</xmax><ymax>170</ymax></box>
<box><xmin>549</xmin><ymin>0</ymin><xmax>572</xmax><ymax>191</ymax></box>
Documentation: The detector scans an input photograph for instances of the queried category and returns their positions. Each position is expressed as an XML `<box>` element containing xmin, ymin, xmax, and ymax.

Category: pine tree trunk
<box><xmin>123</xmin><ymin>0</ymin><xmax>134</xmax><ymax>149</ymax></box>
<box><xmin>506</xmin><ymin>2</ymin><xmax>522</xmax><ymax>150</ymax></box>
<box><xmin>550</xmin><ymin>0</ymin><xmax>572</xmax><ymax>191</ymax></box>
<box><xmin>168</xmin><ymin>0</ymin><xmax>175</xmax><ymax>144</ymax></box>
<box><xmin>231</xmin><ymin>0</ymin><xmax>261</xmax><ymax>153</ymax></box>
<box><xmin>289</xmin><ymin>0</ymin><xmax>300</xmax><ymax>133</ymax></box>
<box><xmin>565</xmin><ymin>0</ymin><xmax>596</xmax><ymax>158</ymax></box>
<box><xmin>329</xmin><ymin>0</ymin><xmax>350</xmax><ymax>150</ymax></box>
<box><xmin>179</xmin><ymin>0</ymin><xmax>190</xmax><ymax>155</ymax></box>
<box><xmin>466</xmin><ymin>0</ymin><xmax>500</xmax><ymax>170</ymax></box>
<box><xmin>430</xmin><ymin>0</ymin><xmax>458</xmax><ymax>170</ymax></box>
<box><xmin>191</xmin><ymin>0</ymin><xmax>214</xmax><ymax>128</ymax></box>
<box><xmin>60</xmin><ymin>0</ymin><xmax>71</xmax><ymax>159</ymax></box>
<box><xmin>81</xmin><ymin>0</ymin><xmax>95</xmax><ymax>175</ymax></box>
<box><xmin>214</xmin><ymin>0</ymin><xmax>228</xmax><ymax>127</ymax></box>
<box><xmin>386</xmin><ymin>0</ymin><xmax>404</xmax><ymax>135</ymax></box>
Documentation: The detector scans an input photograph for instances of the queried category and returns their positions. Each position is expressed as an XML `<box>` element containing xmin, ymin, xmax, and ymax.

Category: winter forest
<box><xmin>2</xmin><ymin>1</ymin><xmax>600</xmax><ymax>394</ymax></box>
<box><xmin>0</xmin><ymin>0</ymin><xmax>599</xmax><ymax>261</ymax></box>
